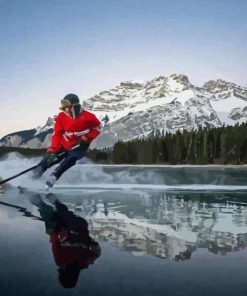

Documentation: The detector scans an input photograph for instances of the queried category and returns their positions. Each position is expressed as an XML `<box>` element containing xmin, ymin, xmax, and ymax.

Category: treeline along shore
<box><xmin>110</xmin><ymin>122</ymin><xmax>247</xmax><ymax>165</ymax></box>
<box><xmin>0</xmin><ymin>146</ymin><xmax>46</xmax><ymax>157</ymax></box>
<box><xmin>1</xmin><ymin>122</ymin><xmax>247</xmax><ymax>165</ymax></box>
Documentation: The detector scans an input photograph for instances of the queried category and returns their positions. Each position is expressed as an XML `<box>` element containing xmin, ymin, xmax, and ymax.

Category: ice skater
<box><xmin>34</xmin><ymin>93</ymin><xmax>101</xmax><ymax>188</ymax></box>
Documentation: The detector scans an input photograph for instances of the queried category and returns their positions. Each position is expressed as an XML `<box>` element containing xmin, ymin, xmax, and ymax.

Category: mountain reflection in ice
<box><xmin>80</xmin><ymin>193</ymin><xmax>247</xmax><ymax>259</ymax></box>
<box><xmin>30</xmin><ymin>191</ymin><xmax>247</xmax><ymax>260</ymax></box>
<box><xmin>1</xmin><ymin>189</ymin><xmax>247</xmax><ymax>262</ymax></box>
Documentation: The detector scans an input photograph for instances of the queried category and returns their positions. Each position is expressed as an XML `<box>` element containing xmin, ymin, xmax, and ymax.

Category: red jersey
<box><xmin>48</xmin><ymin>110</ymin><xmax>101</xmax><ymax>153</ymax></box>
<box><xmin>49</xmin><ymin>231</ymin><xmax>91</xmax><ymax>269</ymax></box>
<box><xmin>49</xmin><ymin>229</ymin><xmax>101</xmax><ymax>268</ymax></box>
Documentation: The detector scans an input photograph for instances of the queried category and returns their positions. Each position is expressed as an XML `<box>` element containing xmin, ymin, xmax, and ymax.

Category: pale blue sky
<box><xmin>0</xmin><ymin>0</ymin><xmax>246</xmax><ymax>136</ymax></box>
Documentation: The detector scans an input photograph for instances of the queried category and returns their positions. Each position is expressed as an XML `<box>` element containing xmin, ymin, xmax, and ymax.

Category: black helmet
<box><xmin>60</xmin><ymin>94</ymin><xmax>82</xmax><ymax>118</ymax></box>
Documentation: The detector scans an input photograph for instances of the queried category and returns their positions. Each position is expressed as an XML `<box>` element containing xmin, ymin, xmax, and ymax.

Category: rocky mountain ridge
<box><xmin>1</xmin><ymin>74</ymin><xmax>247</xmax><ymax>149</ymax></box>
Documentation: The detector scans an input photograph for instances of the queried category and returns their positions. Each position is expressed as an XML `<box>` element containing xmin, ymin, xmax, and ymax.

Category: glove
<box><xmin>78</xmin><ymin>135</ymin><xmax>91</xmax><ymax>143</ymax></box>
<box><xmin>77</xmin><ymin>135</ymin><xmax>92</xmax><ymax>148</ymax></box>
<box><xmin>47</xmin><ymin>153</ymin><xmax>57</xmax><ymax>165</ymax></box>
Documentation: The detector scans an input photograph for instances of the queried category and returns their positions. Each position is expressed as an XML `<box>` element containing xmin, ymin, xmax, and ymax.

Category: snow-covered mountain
<box><xmin>89</xmin><ymin>74</ymin><xmax>247</xmax><ymax>147</ymax></box>
<box><xmin>201</xmin><ymin>79</ymin><xmax>247</xmax><ymax>126</ymax></box>
<box><xmin>1</xmin><ymin>74</ymin><xmax>247</xmax><ymax>149</ymax></box>
<box><xmin>0</xmin><ymin>117</ymin><xmax>54</xmax><ymax>148</ymax></box>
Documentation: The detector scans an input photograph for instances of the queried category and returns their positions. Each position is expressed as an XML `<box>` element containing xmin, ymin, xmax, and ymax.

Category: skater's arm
<box><xmin>47</xmin><ymin>113</ymin><xmax>64</xmax><ymax>153</ymax></box>
<box><xmin>86</xmin><ymin>114</ymin><xmax>101</xmax><ymax>140</ymax></box>
<box><xmin>86</xmin><ymin>128</ymin><xmax>100</xmax><ymax>140</ymax></box>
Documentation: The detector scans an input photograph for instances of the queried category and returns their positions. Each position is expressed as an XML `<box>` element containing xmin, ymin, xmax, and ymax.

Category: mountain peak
<box><xmin>34</xmin><ymin>116</ymin><xmax>54</xmax><ymax>136</ymax></box>
<box><xmin>45</xmin><ymin>116</ymin><xmax>55</xmax><ymax>127</ymax></box>
<box><xmin>169</xmin><ymin>73</ymin><xmax>190</xmax><ymax>84</ymax></box>
<box><xmin>203</xmin><ymin>79</ymin><xmax>236</xmax><ymax>92</ymax></box>
<box><xmin>120</xmin><ymin>80</ymin><xmax>144</xmax><ymax>89</ymax></box>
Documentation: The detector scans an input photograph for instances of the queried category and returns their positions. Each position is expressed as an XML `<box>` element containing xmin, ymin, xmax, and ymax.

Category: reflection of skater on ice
<box><xmin>33</xmin><ymin>93</ymin><xmax>101</xmax><ymax>188</ymax></box>
<box><xmin>30</xmin><ymin>194</ymin><xmax>101</xmax><ymax>288</ymax></box>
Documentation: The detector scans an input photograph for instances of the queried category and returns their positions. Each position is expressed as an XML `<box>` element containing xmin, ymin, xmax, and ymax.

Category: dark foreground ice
<box><xmin>0</xmin><ymin>184</ymin><xmax>247</xmax><ymax>296</ymax></box>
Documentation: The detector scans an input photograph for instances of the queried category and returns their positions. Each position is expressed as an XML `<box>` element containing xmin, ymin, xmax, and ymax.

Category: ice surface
<box><xmin>1</xmin><ymin>152</ymin><xmax>247</xmax><ymax>192</ymax></box>
<box><xmin>54</xmin><ymin>184</ymin><xmax>247</xmax><ymax>192</ymax></box>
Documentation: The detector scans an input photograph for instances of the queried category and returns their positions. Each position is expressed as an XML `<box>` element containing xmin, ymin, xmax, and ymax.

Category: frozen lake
<box><xmin>1</xmin><ymin>153</ymin><xmax>247</xmax><ymax>295</ymax></box>
<box><xmin>1</xmin><ymin>189</ymin><xmax>247</xmax><ymax>295</ymax></box>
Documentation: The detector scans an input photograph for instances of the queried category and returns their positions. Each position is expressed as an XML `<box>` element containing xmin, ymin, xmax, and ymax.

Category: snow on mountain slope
<box><xmin>84</xmin><ymin>74</ymin><xmax>191</xmax><ymax>125</ymax></box>
<box><xmin>93</xmin><ymin>91</ymin><xmax>221</xmax><ymax>148</ymax></box>
<box><xmin>34</xmin><ymin>117</ymin><xmax>54</xmax><ymax>136</ymax></box>
<box><xmin>203</xmin><ymin>79</ymin><xmax>247</xmax><ymax>125</ymax></box>
<box><xmin>174</xmin><ymin>89</ymin><xmax>195</xmax><ymax>105</ymax></box>
<box><xmin>210</xmin><ymin>96</ymin><xmax>247</xmax><ymax>114</ymax></box>
<box><xmin>87</xmin><ymin>74</ymin><xmax>247</xmax><ymax>129</ymax></box>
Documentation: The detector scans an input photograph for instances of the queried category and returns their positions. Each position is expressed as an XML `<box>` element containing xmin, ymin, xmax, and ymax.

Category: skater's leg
<box><xmin>52</xmin><ymin>148</ymin><xmax>86</xmax><ymax>180</ymax></box>
<box><xmin>32</xmin><ymin>157</ymin><xmax>49</xmax><ymax>178</ymax></box>
<box><xmin>33</xmin><ymin>148</ymin><xmax>67</xmax><ymax>179</ymax></box>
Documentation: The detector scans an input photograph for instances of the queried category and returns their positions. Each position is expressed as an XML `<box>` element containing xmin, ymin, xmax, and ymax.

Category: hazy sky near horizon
<box><xmin>0</xmin><ymin>0</ymin><xmax>246</xmax><ymax>136</ymax></box>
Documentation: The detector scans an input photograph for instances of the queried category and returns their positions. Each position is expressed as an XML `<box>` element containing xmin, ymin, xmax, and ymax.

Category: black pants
<box><xmin>34</xmin><ymin>147</ymin><xmax>86</xmax><ymax>180</ymax></box>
